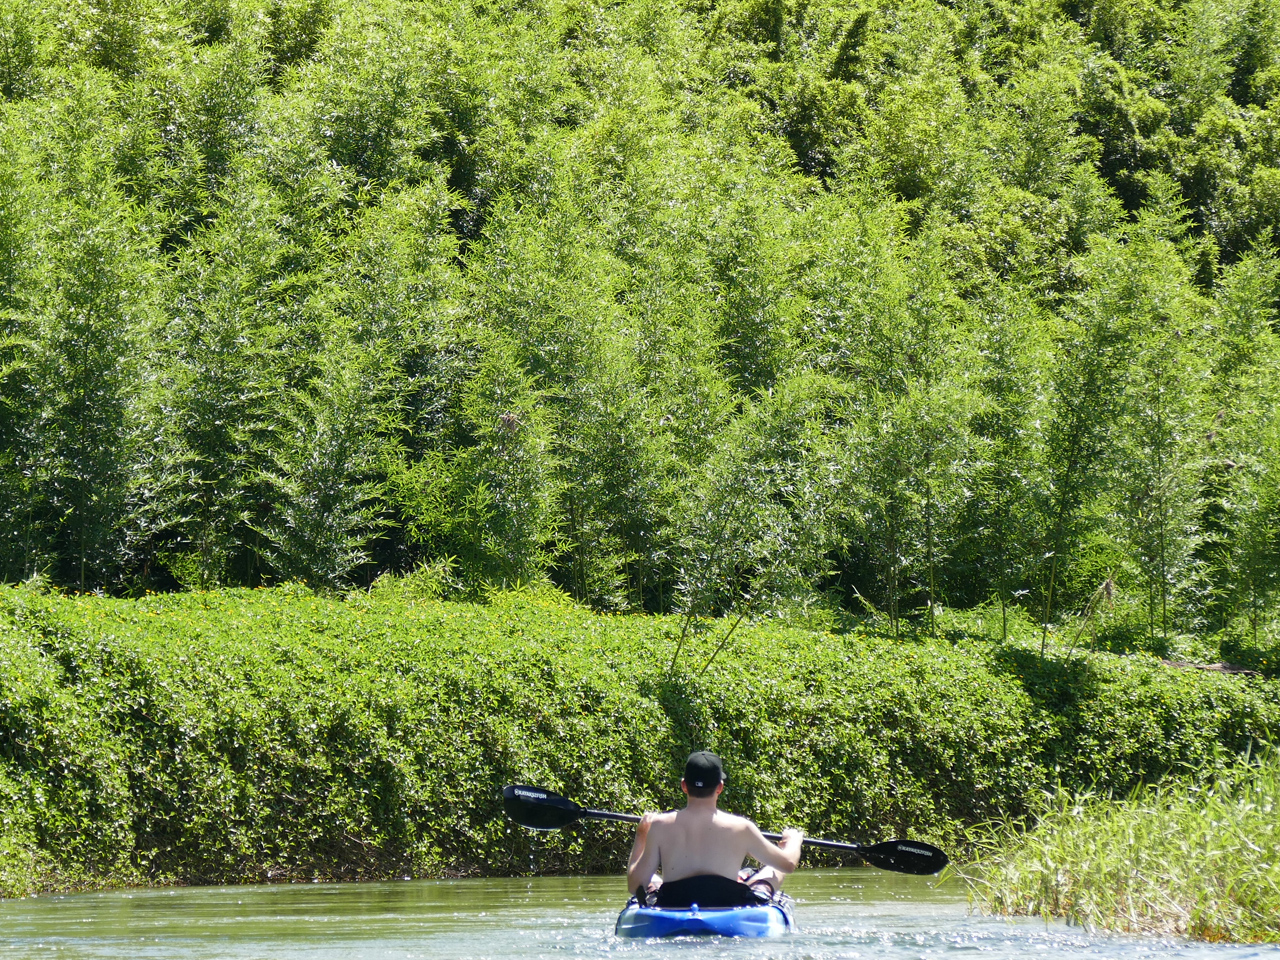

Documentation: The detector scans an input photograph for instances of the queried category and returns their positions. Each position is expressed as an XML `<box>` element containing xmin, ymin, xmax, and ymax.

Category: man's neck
<box><xmin>684</xmin><ymin>794</ymin><xmax>719</xmax><ymax>814</ymax></box>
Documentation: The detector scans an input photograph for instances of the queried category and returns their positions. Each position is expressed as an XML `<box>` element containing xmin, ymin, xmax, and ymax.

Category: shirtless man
<box><xmin>626</xmin><ymin>751</ymin><xmax>804</xmax><ymax>908</ymax></box>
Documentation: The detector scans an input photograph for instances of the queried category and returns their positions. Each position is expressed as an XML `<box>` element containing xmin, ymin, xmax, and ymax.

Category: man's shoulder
<box><xmin>713</xmin><ymin>810</ymin><xmax>757</xmax><ymax>830</ymax></box>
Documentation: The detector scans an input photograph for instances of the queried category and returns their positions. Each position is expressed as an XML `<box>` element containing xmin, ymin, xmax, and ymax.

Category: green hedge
<box><xmin>0</xmin><ymin>585</ymin><xmax>1277</xmax><ymax>896</ymax></box>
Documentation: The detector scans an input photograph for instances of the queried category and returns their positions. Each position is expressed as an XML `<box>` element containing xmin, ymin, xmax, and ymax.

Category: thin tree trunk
<box><xmin>1041</xmin><ymin>550</ymin><xmax>1059</xmax><ymax>656</ymax></box>
<box><xmin>925</xmin><ymin>495</ymin><xmax>936</xmax><ymax>638</ymax></box>
<box><xmin>888</xmin><ymin>511</ymin><xmax>900</xmax><ymax>640</ymax></box>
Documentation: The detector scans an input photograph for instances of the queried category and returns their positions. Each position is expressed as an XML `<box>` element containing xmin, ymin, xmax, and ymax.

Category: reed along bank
<box><xmin>964</xmin><ymin>752</ymin><xmax>1280</xmax><ymax>943</ymax></box>
<box><xmin>2</xmin><ymin>585</ymin><xmax>1277</xmax><ymax>901</ymax></box>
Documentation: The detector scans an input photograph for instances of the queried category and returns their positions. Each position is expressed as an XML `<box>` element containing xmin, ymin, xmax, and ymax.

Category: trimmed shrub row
<box><xmin>0</xmin><ymin>585</ymin><xmax>1276</xmax><ymax>896</ymax></box>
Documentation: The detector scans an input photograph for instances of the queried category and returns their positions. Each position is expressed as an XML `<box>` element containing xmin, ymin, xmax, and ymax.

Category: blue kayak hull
<box><xmin>614</xmin><ymin>901</ymin><xmax>795</xmax><ymax>938</ymax></box>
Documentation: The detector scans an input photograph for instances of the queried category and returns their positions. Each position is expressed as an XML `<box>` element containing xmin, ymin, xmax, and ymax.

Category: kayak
<box><xmin>614</xmin><ymin>899</ymin><xmax>795</xmax><ymax>938</ymax></box>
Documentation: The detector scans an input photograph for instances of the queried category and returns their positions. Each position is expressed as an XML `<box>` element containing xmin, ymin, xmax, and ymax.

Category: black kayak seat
<box><xmin>654</xmin><ymin>874</ymin><xmax>764</xmax><ymax>908</ymax></box>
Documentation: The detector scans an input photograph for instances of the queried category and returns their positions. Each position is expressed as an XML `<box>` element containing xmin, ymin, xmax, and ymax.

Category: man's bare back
<box><xmin>626</xmin><ymin>751</ymin><xmax>802</xmax><ymax>903</ymax></box>
<box><xmin>634</xmin><ymin>806</ymin><xmax>796</xmax><ymax>882</ymax></box>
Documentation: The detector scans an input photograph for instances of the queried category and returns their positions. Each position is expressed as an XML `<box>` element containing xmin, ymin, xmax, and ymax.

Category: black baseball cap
<box><xmin>684</xmin><ymin>750</ymin><xmax>725</xmax><ymax>789</ymax></box>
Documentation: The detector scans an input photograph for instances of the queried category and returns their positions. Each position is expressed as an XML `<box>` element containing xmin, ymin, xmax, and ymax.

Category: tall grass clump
<box><xmin>963</xmin><ymin>752</ymin><xmax>1280</xmax><ymax>942</ymax></box>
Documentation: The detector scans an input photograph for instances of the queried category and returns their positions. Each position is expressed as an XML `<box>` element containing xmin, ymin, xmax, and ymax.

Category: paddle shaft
<box><xmin>583</xmin><ymin>808</ymin><xmax>641</xmax><ymax>825</ymax></box>
<box><xmin>582</xmin><ymin>807</ymin><xmax>866</xmax><ymax>853</ymax></box>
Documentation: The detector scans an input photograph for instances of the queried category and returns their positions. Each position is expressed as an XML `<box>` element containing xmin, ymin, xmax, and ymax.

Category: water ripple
<box><xmin>1</xmin><ymin>871</ymin><xmax>1275</xmax><ymax>960</ymax></box>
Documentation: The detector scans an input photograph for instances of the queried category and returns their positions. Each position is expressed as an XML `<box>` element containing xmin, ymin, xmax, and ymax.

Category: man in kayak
<box><xmin>626</xmin><ymin>750</ymin><xmax>803</xmax><ymax>908</ymax></box>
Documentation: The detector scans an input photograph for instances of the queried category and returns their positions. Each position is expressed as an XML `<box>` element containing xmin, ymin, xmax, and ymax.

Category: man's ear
<box><xmin>715</xmin><ymin>781</ymin><xmax>724</xmax><ymax>797</ymax></box>
<box><xmin>680</xmin><ymin>779</ymin><xmax>689</xmax><ymax>795</ymax></box>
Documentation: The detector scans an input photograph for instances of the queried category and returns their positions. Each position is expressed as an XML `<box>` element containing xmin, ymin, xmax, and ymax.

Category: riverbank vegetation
<box><xmin>2</xmin><ymin>0</ymin><xmax>1279</xmax><ymax>658</ymax></box>
<box><xmin>1</xmin><ymin>585</ymin><xmax>1276</xmax><ymax>900</ymax></box>
<box><xmin>963</xmin><ymin>751</ymin><xmax>1280</xmax><ymax>943</ymax></box>
<box><xmin>4</xmin><ymin>0</ymin><xmax>1280</xmax><ymax>938</ymax></box>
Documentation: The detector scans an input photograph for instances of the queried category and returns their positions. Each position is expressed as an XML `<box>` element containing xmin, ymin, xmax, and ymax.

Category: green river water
<box><xmin>1</xmin><ymin>870</ymin><xmax>1276</xmax><ymax>960</ymax></box>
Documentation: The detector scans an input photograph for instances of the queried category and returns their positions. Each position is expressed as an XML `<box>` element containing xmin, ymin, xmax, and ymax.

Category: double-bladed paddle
<box><xmin>502</xmin><ymin>784</ymin><xmax>949</xmax><ymax>876</ymax></box>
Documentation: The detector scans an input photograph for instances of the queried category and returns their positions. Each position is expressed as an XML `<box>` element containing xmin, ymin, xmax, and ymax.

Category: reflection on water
<box><xmin>1</xmin><ymin>870</ymin><xmax>1276</xmax><ymax>960</ymax></box>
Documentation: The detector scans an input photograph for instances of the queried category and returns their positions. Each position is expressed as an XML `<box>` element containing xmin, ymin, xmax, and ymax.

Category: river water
<box><xmin>1</xmin><ymin>870</ymin><xmax>1276</xmax><ymax>960</ymax></box>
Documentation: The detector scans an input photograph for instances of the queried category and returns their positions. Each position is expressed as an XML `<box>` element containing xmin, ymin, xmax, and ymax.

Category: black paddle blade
<box><xmin>503</xmin><ymin>785</ymin><xmax>586</xmax><ymax>831</ymax></box>
<box><xmin>859</xmin><ymin>839</ymin><xmax>949</xmax><ymax>875</ymax></box>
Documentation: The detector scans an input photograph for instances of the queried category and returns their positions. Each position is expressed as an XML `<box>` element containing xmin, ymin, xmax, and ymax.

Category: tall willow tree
<box><xmin>804</xmin><ymin>200</ymin><xmax>985</xmax><ymax>635</ymax></box>
<box><xmin>703</xmin><ymin>195</ymin><xmax>803</xmax><ymax>393</ymax></box>
<box><xmin>553</xmin><ymin>343</ymin><xmax>684</xmax><ymax>611</ymax></box>
<box><xmin>1217</xmin><ymin>407</ymin><xmax>1280</xmax><ymax>644</ymax></box>
<box><xmin>1036</xmin><ymin>242</ymin><xmax>1134</xmax><ymax>643</ymax></box>
<box><xmin>391</xmin><ymin>335</ymin><xmax>561</xmax><ymax>591</ymax></box>
<box><xmin>799</xmin><ymin>194</ymin><xmax>903</xmax><ymax>628</ymax></box>
<box><xmin>23</xmin><ymin>196</ymin><xmax>151</xmax><ymax>588</ymax></box>
<box><xmin>669</xmin><ymin>373</ymin><xmax>845</xmax><ymax>670</ymax></box>
<box><xmin>1110</xmin><ymin>198</ymin><xmax>1213</xmax><ymax>644</ymax></box>
<box><xmin>843</xmin><ymin>380</ymin><xmax>987</xmax><ymax>637</ymax></box>
<box><xmin>253</xmin><ymin>338</ymin><xmax>395</xmax><ymax>588</ymax></box>
<box><xmin>956</xmin><ymin>286</ymin><xmax>1054</xmax><ymax>637</ymax></box>
<box><xmin>0</xmin><ymin>0</ymin><xmax>50</xmax><ymax>101</ymax></box>
<box><xmin>12</xmin><ymin>73</ymin><xmax>159</xmax><ymax>589</ymax></box>
<box><xmin>0</xmin><ymin>113</ymin><xmax>42</xmax><ymax>583</ymax></box>
<box><xmin>1206</xmin><ymin>251</ymin><xmax>1280</xmax><ymax>638</ymax></box>
<box><xmin>141</xmin><ymin>174</ymin><xmax>295</xmax><ymax>588</ymax></box>
<box><xmin>460</xmin><ymin>193</ymin><xmax>634</xmax><ymax>601</ymax></box>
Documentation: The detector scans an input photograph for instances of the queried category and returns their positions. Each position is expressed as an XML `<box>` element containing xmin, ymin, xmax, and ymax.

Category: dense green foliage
<box><xmin>0</xmin><ymin>585</ymin><xmax>1276</xmax><ymax>896</ymax></box>
<box><xmin>964</xmin><ymin>751</ymin><xmax>1280</xmax><ymax>942</ymax></box>
<box><xmin>1</xmin><ymin>0</ymin><xmax>1278</xmax><ymax>648</ymax></box>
